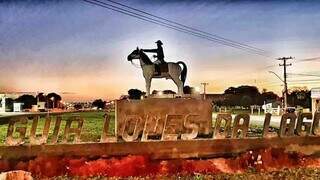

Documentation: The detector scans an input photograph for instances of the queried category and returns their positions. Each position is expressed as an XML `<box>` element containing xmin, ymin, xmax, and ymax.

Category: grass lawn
<box><xmin>0</xmin><ymin>111</ymin><xmax>115</xmax><ymax>144</ymax></box>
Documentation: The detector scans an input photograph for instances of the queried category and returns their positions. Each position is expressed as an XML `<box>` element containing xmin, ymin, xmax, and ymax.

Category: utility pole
<box><xmin>277</xmin><ymin>56</ymin><xmax>293</xmax><ymax>110</ymax></box>
<box><xmin>201</xmin><ymin>82</ymin><xmax>209</xmax><ymax>100</ymax></box>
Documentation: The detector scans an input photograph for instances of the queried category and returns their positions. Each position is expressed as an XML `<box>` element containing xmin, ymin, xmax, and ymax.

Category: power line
<box><xmin>288</xmin><ymin>79</ymin><xmax>320</xmax><ymax>82</ymax></box>
<box><xmin>83</xmin><ymin>0</ymin><xmax>271</xmax><ymax>57</ymax></box>
<box><xmin>287</xmin><ymin>82</ymin><xmax>320</xmax><ymax>85</ymax></box>
<box><xmin>256</xmin><ymin>64</ymin><xmax>277</xmax><ymax>71</ymax></box>
<box><xmin>259</xmin><ymin>79</ymin><xmax>320</xmax><ymax>86</ymax></box>
<box><xmin>103</xmin><ymin>0</ymin><xmax>269</xmax><ymax>54</ymax></box>
<box><xmin>83</xmin><ymin>0</ymin><xmax>269</xmax><ymax>57</ymax></box>
<box><xmin>288</xmin><ymin>73</ymin><xmax>320</xmax><ymax>78</ymax></box>
<box><xmin>260</xmin><ymin>82</ymin><xmax>320</xmax><ymax>88</ymax></box>
<box><xmin>268</xmin><ymin>58</ymin><xmax>320</xmax><ymax>90</ymax></box>
<box><xmin>295</xmin><ymin>57</ymin><xmax>320</xmax><ymax>63</ymax></box>
<box><xmin>217</xmin><ymin>62</ymin><xmax>274</xmax><ymax>77</ymax></box>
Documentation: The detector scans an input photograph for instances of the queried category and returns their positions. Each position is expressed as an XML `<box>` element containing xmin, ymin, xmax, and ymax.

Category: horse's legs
<box><xmin>171</xmin><ymin>75</ymin><xmax>183</xmax><ymax>96</ymax></box>
<box><xmin>145</xmin><ymin>77</ymin><xmax>152</xmax><ymax>96</ymax></box>
<box><xmin>168</xmin><ymin>64</ymin><xmax>183</xmax><ymax>96</ymax></box>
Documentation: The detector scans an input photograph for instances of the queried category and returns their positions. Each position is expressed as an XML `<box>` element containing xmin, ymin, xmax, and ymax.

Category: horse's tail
<box><xmin>177</xmin><ymin>61</ymin><xmax>187</xmax><ymax>85</ymax></box>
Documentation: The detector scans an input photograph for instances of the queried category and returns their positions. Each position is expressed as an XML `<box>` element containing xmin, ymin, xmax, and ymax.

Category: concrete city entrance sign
<box><xmin>115</xmin><ymin>99</ymin><xmax>212</xmax><ymax>141</ymax></box>
<box><xmin>2</xmin><ymin>98</ymin><xmax>320</xmax><ymax>160</ymax></box>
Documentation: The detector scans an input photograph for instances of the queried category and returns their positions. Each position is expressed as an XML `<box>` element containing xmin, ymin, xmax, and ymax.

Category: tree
<box><xmin>5</xmin><ymin>98</ymin><xmax>14</xmax><ymax>112</ymax></box>
<box><xmin>220</xmin><ymin>85</ymin><xmax>279</xmax><ymax>107</ymax></box>
<box><xmin>262</xmin><ymin>88</ymin><xmax>268</xmax><ymax>94</ymax></box>
<box><xmin>224</xmin><ymin>87</ymin><xmax>237</xmax><ymax>94</ymax></box>
<box><xmin>36</xmin><ymin>93</ymin><xmax>46</xmax><ymax>102</ymax></box>
<box><xmin>15</xmin><ymin>95</ymin><xmax>37</xmax><ymax>109</ymax></box>
<box><xmin>152</xmin><ymin>90</ymin><xmax>159</xmax><ymax>95</ymax></box>
<box><xmin>225</xmin><ymin>94</ymin><xmax>241</xmax><ymax>106</ymax></box>
<box><xmin>287</xmin><ymin>88</ymin><xmax>311</xmax><ymax>108</ymax></box>
<box><xmin>47</xmin><ymin>93</ymin><xmax>62</xmax><ymax>108</ymax></box>
<box><xmin>237</xmin><ymin>86</ymin><xmax>260</xmax><ymax>96</ymax></box>
<box><xmin>183</xmin><ymin>86</ymin><xmax>192</xmax><ymax>94</ymax></box>
<box><xmin>260</xmin><ymin>91</ymin><xmax>279</xmax><ymax>104</ymax></box>
<box><xmin>74</xmin><ymin>103</ymin><xmax>82</xmax><ymax>110</ymax></box>
<box><xmin>128</xmin><ymin>89</ymin><xmax>142</xmax><ymax>100</ymax></box>
<box><xmin>92</xmin><ymin>99</ymin><xmax>106</xmax><ymax>109</ymax></box>
<box><xmin>163</xmin><ymin>90</ymin><xmax>176</xmax><ymax>94</ymax></box>
<box><xmin>240</xmin><ymin>95</ymin><xmax>253</xmax><ymax>107</ymax></box>
<box><xmin>223</xmin><ymin>86</ymin><xmax>260</xmax><ymax>106</ymax></box>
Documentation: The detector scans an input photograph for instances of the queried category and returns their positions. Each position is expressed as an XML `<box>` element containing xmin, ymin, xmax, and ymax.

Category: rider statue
<box><xmin>141</xmin><ymin>40</ymin><xmax>165</xmax><ymax>75</ymax></box>
<box><xmin>127</xmin><ymin>41</ymin><xmax>187</xmax><ymax>96</ymax></box>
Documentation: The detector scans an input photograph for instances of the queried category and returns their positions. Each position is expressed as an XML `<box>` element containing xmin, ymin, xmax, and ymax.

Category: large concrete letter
<box><xmin>161</xmin><ymin>114</ymin><xmax>183</xmax><ymax>141</ymax></box>
<box><xmin>6</xmin><ymin>117</ymin><xmax>28</xmax><ymax>145</ymax></box>
<box><xmin>181</xmin><ymin>114</ymin><xmax>199</xmax><ymax>140</ymax></box>
<box><xmin>279</xmin><ymin>113</ymin><xmax>297</xmax><ymax>137</ymax></box>
<box><xmin>100</xmin><ymin>113</ymin><xmax>117</xmax><ymax>142</ymax></box>
<box><xmin>30</xmin><ymin>115</ymin><xmax>51</xmax><ymax>144</ymax></box>
<box><xmin>62</xmin><ymin>115</ymin><xmax>84</xmax><ymax>143</ymax></box>
<box><xmin>312</xmin><ymin>112</ymin><xmax>320</xmax><ymax>136</ymax></box>
<box><xmin>262</xmin><ymin>113</ymin><xmax>276</xmax><ymax>138</ymax></box>
<box><xmin>231</xmin><ymin>114</ymin><xmax>250</xmax><ymax>138</ymax></box>
<box><xmin>122</xmin><ymin>115</ymin><xmax>142</xmax><ymax>142</ymax></box>
<box><xmin>296</xmin><ymin>112</ymin><xmax>312</xmax><ymax>136</ymax></box>
<box><xmin>213</xmin><ymin>113</ymin><xmax>232</xmax><ymax>139</ymax></box>
<box><xmin>50</xmin><ymin>115</ymin><xmax>62</xmax><ymax>144</ymax></box>
<box><xmin>141</xmin><ymin>115</ymin><xmax>162</xmax><ymax>141</ymax></box>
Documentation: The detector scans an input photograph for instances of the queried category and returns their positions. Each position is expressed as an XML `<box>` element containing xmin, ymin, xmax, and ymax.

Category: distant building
<box><xmin>37</xmin><ymin>102</ymin><xmax>46</xmax><ymax>112</ymax></box>
<box><xmin>203</xmin><ymin>94</ymin><xmax>225</xmax><ymax>103</ymax></box>
<box><xmin>0</xmin><ymin>93</ymin><xmax>19</xmax><ymax>112</ymax></box>
<box><xmin>13</xmin><ymin>102</ymin><xmax>24</xmax><ymax>112</ymax></box>
<box><xmin>311</xmin><ymin>87</ymin><xmax>320</xmax><ymax>113</ymax></box>
<box><xmin>262</xmin><ymin>102</ymin><xmax>281</xmax><ymax>115</ymax></box>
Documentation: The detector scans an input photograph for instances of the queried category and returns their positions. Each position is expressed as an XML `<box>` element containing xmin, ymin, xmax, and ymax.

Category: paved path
<box><xmin>0</xmin><ymin>112</ymin><xmax>29</xmax><ymax>116</ymax></box>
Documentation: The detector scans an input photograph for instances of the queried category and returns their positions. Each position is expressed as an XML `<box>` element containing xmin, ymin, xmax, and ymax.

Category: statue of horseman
<box><xmin>127</xmin><ymin>40</ymin><xmax>187</xmax><ymax>96</ymax></box>
<box><xmin>141</xmin><ymin>40</ymin><xmax>165</xmax><ymax>76</ymax></box>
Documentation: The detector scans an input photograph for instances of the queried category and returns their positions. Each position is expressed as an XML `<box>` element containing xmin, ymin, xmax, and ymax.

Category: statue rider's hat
<box><xmin>155</xmin><ymin>40</ymin><xmax>163</xmax><ymax>45</ymax></box>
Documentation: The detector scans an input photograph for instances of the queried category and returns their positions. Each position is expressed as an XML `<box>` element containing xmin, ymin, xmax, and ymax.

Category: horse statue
<box><xmin>127</xmin><ymin>48</ymin><xmax>187</xmax><ymax>96</ymax></box>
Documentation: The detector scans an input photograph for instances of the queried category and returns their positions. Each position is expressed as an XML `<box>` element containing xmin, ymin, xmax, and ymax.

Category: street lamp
<box><xmin>50</xmin><ymin>97</ymin><xmax>54</xmax><ymax>109</ymax></box>
<box><xmin>157</xmin><ymin>91</ymin><xmax>163</xmax><ymax>96</ymax></box>
<box><xmin>268</xmin><ymin>71</ymin><xmax>284</xmax><ymax>83</ymax></box>
<box><xmin>201</xmin><ymin>82</ymin><xmax>209</xmax><ymax>100</ymax></box>
<box><xmin>268</xmin><ymin>71</ymin><xmax>287</xmax><ymax>110</ymax></box>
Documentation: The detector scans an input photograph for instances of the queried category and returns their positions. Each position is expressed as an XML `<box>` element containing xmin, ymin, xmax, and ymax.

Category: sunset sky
<box><xmin>1</xmin><ymin>0</ymin><xmax>320</xmax><ymax>101</ymax></box>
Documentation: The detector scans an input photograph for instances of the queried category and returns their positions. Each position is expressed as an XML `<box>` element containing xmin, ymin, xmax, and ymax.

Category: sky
<box><xmin>1</xmin><ymin>0</ymin><xmax>320</xmax><ymax>101</ymax></box>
